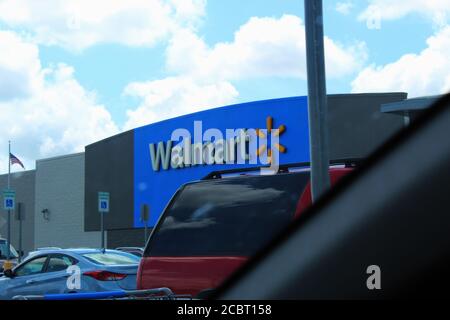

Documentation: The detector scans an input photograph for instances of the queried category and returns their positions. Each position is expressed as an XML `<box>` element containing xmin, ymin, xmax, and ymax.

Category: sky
<box><xmin>1</xmin><ymin>0</ymin><xmax>450</xmax><ymax>173</ymax></box>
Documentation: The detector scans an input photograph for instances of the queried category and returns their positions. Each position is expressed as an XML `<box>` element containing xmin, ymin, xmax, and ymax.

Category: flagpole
<box><xmin>7</xmin><ymin>141</ymin><xmax>11</xmax><ymax>259</ymax></box>
<box><xmin>8</xmin><ymin>141</ymin><xmax>10</xmax><ymax>188</ymax></box>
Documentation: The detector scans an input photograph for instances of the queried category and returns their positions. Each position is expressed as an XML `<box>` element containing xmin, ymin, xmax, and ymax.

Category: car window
<box><xmin>146</xmin><ymin>172</ymin><xmax>310</xmax><ymax>257</ymax></box>
<box><xmin>117</xmin><ymin>249</ymin><xmax>142</xmax><ymax>257</ymax></box>
<box><xmin>0</xmin><ymin>240</ymin><xmax>19</xmax><ymax>259</ymax></box>
<box><xmin>82</xmin><ymin>252</ymin><xmax>140</xmax><ymax>265</ymax></box>
<box><xmin>15</xmin><ymin>256</ymin><xmax>47</xmax><ymax>277</ymax></box>
<box><xmin>129</xmin><ymin>251</ymin><xmax>143</xmax><ymax>257</ymax></box>
<box><xmin>46</xmin><ymin>255</ymin><xmax>76</xmax><ymax>273</ymax></box>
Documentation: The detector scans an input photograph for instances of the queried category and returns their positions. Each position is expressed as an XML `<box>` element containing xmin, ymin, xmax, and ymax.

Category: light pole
<box><xmin>7</xmin><ymin>141</ymin><xmax>11</xmax><ymax>260</ymax></box>
<box><xmin>304</xmin><ymin>0</ymin><xmax>331</xmax><ymax>201</ymax></box>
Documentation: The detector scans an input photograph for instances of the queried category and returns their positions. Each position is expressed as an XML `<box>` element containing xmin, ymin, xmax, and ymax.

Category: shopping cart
<box><xmin>11</xmin><ymin>287</ymin><xmax>192</xmax><ymax>300</ymax></box>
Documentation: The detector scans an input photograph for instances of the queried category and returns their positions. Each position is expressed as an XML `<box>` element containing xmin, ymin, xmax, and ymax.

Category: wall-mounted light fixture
<box><xmin>41</xmin><ymin>209</ymin><xmax>50</xmax><ymax>221</ymax></box>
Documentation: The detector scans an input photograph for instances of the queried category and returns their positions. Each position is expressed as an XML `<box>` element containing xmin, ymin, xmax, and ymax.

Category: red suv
<box><xmin>137</xmin><ymin>163</ymin><xmax>354</xmax><ymax>297</ymax></box>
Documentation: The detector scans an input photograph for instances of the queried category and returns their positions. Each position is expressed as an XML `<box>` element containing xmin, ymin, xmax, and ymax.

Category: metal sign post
<box><xmin>304</xmin><ymin>0</ymin><xmax>331</xmax><ymax>201</ymax></box>
<box><xmin>98</xmin><ymin>192</ymin><xmax>110</xmax><ymax>250</ymax></box>
<box><xmin>141</xmin><ymin>204</ymin><xmax>150</xmax><ymax>245</ymax></box>
<box><xmin>3</xmin><ymin>189</ymin><xmax>15</xmax><ymax>260</ymax></box>
<box><xmin>15</xmin><ymin>202</ymin><xmax>23</xmax><ymax>262</ymax></box>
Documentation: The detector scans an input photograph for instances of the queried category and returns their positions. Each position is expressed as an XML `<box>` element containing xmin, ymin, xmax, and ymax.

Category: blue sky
<box><xmin>0</xmin><ymin>0</ymin><xmax>449</xmax><ymax>172</ymax></box>
<box><xmin>37</xmin><ymin>0</ymin><xmax>436</xmax><ymax>126</ymax></box>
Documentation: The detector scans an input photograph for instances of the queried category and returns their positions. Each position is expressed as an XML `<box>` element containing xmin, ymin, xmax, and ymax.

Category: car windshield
<box><xmin>0</xmin><ymin>240</ymin><xmax>19</xmax><ymax>259</ymax></box>
<box><xmin>146</xmin><ymin>172</ymin><xmax>310</xmax><ymax>257</ymax></box>
<box><xmin>0</xmin><ymin>0</ymin><xmax>448</xmax><ymax>301</ymax></box>
<box><xmin>82</xmin><ymin>252</ymin><xmax>140</xmax><ymax>265</ymax></box>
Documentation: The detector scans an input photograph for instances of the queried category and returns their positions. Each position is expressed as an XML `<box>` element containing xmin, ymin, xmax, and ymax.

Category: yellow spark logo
<box><xmin>256</xmin><ymin>116</ymin><xmax>287</xmax><ymax>164</ymax></box>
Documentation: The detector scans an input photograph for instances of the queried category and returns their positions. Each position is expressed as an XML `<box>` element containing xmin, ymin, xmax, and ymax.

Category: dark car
<box><xmin>137</xmin><ymin>163</ymin><xmax>354</xmax><ymax>297</ymax></box>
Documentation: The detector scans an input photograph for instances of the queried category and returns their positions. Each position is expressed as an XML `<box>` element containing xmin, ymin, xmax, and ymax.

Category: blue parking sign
<box><xmin>3</xmin><ymin>190</ymin><xmax>15</xmax><ymax>210</ymax></box>
<box><xmin>98</xmin><ymin>192</ymin><xmax>110</xmax><ymax>213</ymax></box>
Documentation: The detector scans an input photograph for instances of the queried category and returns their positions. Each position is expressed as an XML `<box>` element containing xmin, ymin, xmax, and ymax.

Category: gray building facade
<box><xmin>0</xmin><ymin>170</ymin><xmax>35</xmax><ymax>256</ymax></box>
<box><xmin>34</xmin><ymin>153</ymin><xmax>101</xmax><ymax>249</ymax></box>
<box><xmin>1</xmin><ymin>152</ymin><xmax>101</xmax><ymax>257</ymax></box>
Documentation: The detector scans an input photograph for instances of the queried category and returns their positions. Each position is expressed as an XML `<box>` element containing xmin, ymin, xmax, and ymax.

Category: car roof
<box><xmin>179</xmin><ymin>167</ymin><xmax>349</xmax><ymax>192</ymax></box>
<box><xmin>182</xmin><ymin>169</ymin><xmax>309</xmax><ymax>189</ymax></box>
<box><xmin>29</xmin><ymin>248</ymin><xmax>124</xmax><ymax>255</ymax></box>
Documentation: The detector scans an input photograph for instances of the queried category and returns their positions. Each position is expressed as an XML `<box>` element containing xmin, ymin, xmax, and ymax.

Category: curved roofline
<box><xmin>129</xmin><ymin>92</ymin><xmax>407</xmax><ymax>132</ymax></box>
<box><xmin>132</xmin><ymin>95</ymin><xmax>307</xmax><ymax>132</ymax></box>
<box><xmin>86</xmin><ymin>92</ymin><xmax>407</xmax><ymax>147</ymax></box>
<box><xmin>86</xmin><ymin>95</ymin><xmax>308</xmax><ymax>147</ymax></box>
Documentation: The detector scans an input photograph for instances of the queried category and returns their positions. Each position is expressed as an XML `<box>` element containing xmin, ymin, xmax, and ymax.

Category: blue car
<box><xmin>0</xmin><ymin>248</ymin><xmax>140</xmax><ymax>300</ymax></box>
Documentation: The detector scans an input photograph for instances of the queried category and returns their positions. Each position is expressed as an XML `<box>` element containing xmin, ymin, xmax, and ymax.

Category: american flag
<box><xmin>10</xmin><ymin>153</ymin><xmax>25</xmax><ymax>170</ymax></box>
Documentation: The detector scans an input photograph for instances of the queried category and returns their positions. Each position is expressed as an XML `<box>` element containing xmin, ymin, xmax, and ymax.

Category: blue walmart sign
<box><xmin>133</xmin><ymin>96</ymin><xmax>310</xmax><ymax>228</ymax></box>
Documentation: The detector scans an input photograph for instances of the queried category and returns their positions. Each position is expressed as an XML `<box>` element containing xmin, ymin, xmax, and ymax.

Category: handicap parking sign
<box><xmin>3</xmin><ymin>190</ymin><xmax>15</xmax><ymax>210</ymax></box>
<box><xmin>98</xmin><ymin>192</ymin><xmax>110</xmax><ymax>213</ymax></box>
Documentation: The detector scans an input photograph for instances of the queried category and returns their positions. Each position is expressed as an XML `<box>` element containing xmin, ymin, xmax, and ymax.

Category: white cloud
<box><xmin>0</xmin><ymin>0</ymin><xmax>206</xmax><ymax>51</ymax></box>
<box><xmin>123</xmin><ymin>15</ymin><xmax>367</xmax><ymax>129</ymax></box>
<box><xmin>0</xmin><ymin>31</ymin><xmax>42</xmax><ymax>100</ymax></box>
<box><xmin>167</xmin><ymin>15</ymin><xmax>367</xmax><ymax>80</ymax></box>
<box><xmin>0</xmin><ymin>32</ymin><xmax>118</xmax><ymax>173</ymax></box>
<box><xmin>359</xmin><ymin>0</ymin><xmax>450</xmax><ymax>27</ymax></box>
<box><xmin>123</xmin><ymin>77</ymin><xmax>238</xmax><ymax>130</ymax></box>
<box><xmin>336</xmin><ymin>1</ymin><xmax>354</xmax><ymax>15</ymax></box>
<box><xmin>351</xmin><ymin>26</ymin><xmax>450</xmax><ymax>97</ymax></box>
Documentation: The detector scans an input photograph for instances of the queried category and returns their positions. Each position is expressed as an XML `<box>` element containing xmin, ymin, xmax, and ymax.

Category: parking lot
<box><xmin>1</xmin><ymin>0</ymin><xmax>450</xmax><ymax>307</ymax></box>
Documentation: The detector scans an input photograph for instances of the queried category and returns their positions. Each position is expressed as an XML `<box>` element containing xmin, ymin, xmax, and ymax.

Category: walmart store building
<box><xmin>1</xmin><ymin>92</ymin><xmax>421</xmax><ymax>255</ymax></box>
